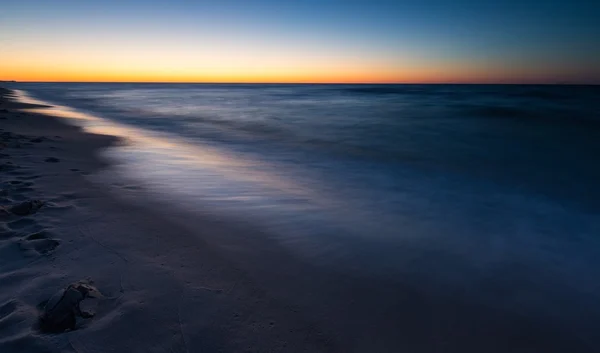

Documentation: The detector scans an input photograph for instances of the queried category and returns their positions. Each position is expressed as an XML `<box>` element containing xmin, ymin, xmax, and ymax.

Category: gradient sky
<box><xmin>1</xmin><ymin>0</ymin><xmax>599</xmax><ymax>83</ymax></box>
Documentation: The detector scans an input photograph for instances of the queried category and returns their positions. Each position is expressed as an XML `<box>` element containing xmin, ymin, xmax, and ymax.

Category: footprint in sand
<box><xmin>1</xmin><ymin>200</ymin><xmax>45</xmax><ymax>216</ymax></box>
<box><xmin>6</xmin><ymin>218</ymin><xmax>44</xmax><ymax>234</ymax></box>
<box><xmin>0</xmin><ymin>163</ymin><xmax>18</xmax><ymax>172</ymax></box>
<box><xmin>0</xmin><ymin>181</ymin><xmax>35</xmax><ymax>200</ymax></box>
<box><xmin>0</xmin><ymin>299</ymin><xmax>26</xmax><ymax>337</ymax></box>
<box><xmin>8</xmin><ymin>193</ymin><xmax>31</xmax><ymax>202</ymax></box>
<box><xmin>2</xmin><ymin>180</ymin><xmax>33</xmax><ymax>190</ymax></box>
<box><xmin>0</xmin><ymin>224</ymin><xmax>17</xmax><ymax>240</ymax></box>
<box><xmin>19</xmin><ymin>230</ymin><xmax>60</xmax><ymax>255</ymax></box>
<box><xmin>0</xmin><ymin>299</ymin><xmax>18</xmax><ymax>319</ymax></box>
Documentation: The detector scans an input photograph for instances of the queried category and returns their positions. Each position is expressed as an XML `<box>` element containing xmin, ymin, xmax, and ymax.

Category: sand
<box><xmin>0</xmin><ymin>88</ymin><xmax>336</xmax><ymax>353</ymax></box>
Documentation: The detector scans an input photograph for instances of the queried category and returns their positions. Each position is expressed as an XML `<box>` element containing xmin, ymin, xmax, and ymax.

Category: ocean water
<box><xmin>9</xmin><ymin>82</ymin><xmax>600</xmax><ymax>349</ymax></box>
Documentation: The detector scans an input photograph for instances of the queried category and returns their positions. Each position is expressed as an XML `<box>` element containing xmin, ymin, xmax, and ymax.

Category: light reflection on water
<box><xmin>15</xmin><ymin>89</ymin><xmax>359</xmax><ymax>252</ymax></box>
<box><xmin>17</xmin><ymin>89</ymin><xmax>319</xmax><ymax>202</ymax></box>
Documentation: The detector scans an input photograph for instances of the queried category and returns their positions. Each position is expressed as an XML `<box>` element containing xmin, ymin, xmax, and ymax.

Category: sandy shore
<box><xmin>0</xmin><ymin>88</ymin><xmax>337</xmax><ymax>352</ymax></box>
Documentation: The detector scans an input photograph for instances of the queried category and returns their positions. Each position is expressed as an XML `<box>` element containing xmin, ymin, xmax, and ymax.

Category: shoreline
<box><xmin>2</xmin><ymin>86</ymin><xmax>598</xmax><ymax>353</ymax></box>
<box><xmin>0</xmin><ymin>88</ymin><xmax>337</xmax><ymax>352</ymax></box>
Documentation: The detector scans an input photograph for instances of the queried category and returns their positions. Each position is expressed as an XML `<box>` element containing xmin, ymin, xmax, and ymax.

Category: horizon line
<box><xmin>2</xmin><ymin>80</ymin><xmax>598</xmax><ymax>86</ymax></box>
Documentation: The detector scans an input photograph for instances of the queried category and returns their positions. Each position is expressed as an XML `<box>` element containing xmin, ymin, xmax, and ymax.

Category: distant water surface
<box><xmin>10</xmin><ymin>82</ymin><xmax>600</xmax><ymax>350</ymax></box>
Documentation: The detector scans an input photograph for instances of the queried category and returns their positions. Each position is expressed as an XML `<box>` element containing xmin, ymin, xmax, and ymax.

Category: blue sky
<box><xmin>1</xmin><ymin>0</ymin><xmax>599</xmax><ymax>82</ymax></box>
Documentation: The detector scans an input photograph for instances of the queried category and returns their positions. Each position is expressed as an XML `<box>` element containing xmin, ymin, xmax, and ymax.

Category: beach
<box><xmin>2</xmin><ymin>0</ymin><xmax>599</xmax><ymax>349</ymax></box>
<box><xmin>0</xmin><ymin>88</ymin><xmax>339</xmax><ymax>352</ymax></box>
<box><xmin>1</xmin><ymin>84</ymin><xmax>599</xmax><ymax>353</ymax></box>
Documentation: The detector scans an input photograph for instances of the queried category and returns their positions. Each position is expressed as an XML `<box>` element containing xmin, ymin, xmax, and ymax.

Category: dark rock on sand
<box><xmin>39</xmin><ymin>280</ymin><xmax>102</xmax><ymax>333</ymax></box>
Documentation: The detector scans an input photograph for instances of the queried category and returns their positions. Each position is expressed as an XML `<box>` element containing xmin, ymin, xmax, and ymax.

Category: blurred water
<box><xmin>10</xmin><ymin>83</ymin><xmax>600</xmax><ymax>337</ymax></box>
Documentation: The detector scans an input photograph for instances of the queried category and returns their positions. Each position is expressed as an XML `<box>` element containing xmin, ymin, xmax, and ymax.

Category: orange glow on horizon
<box><xmin>0</xmin><ymin>46</ymin><xmax>584</xmax><ymax>84</ymax></box>
<box><xmin>2</xmin><ymin>61</ymin><xmax>579</xmax><ymax>84</ymax></box>
<box><xmin>2</xmin><ymin>65</ymin><xmax>559</xmax><ymax>85</ymax></box>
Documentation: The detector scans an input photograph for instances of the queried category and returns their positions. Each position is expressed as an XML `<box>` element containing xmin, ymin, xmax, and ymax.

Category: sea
<box><xmin>7</xmin><ymin>82</ymin><xmax>600</xmax><ymax>351</ymax></box>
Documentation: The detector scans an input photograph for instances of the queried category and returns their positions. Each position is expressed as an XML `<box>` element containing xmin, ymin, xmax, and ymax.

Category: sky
<box><xmin>1</xmin><ymin>0</ymin><xmax>599</xmax><ymax>83</ymax></box>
